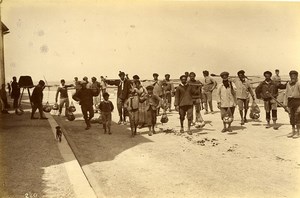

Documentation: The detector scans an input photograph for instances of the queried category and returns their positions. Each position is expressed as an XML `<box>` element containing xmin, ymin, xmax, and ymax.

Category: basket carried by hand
<box><xmin>160</xmin><ymin>113</ymin><xmax>169</xmax><ymax>124</ymax></box>
<box><xmin>250</xmin><ymin>101</ymin><xmax>260</xmax><ymax>119</ymax></box>
<box><xmin>52</xmin><ymin>103</ymin><xmax>59</xmax><ymax>110</ymax></box>
<box><xmin>68</xmin><ymin>101</ymin><xmax>76</xmax><ymax>113</ymax></box>
<box><xmin>43</xmin><ymin>102</ymin><xmax>52</xmax><ymax>113</ymax></box>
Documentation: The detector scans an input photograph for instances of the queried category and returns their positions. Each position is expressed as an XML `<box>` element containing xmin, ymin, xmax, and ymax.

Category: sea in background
<box><xmin>44</xmin><ymin>74</ymin><xmax>290</xmax><ymax>91</ymax></box>
<box><xmin>26</xmin><ymin>74</ymin><xmax>287</xmax><ymax>107</ymax></box>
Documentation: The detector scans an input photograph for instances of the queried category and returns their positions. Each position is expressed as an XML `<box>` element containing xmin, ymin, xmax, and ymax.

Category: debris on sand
<box><xmin>227</xmin><ymin>144</ymin><xmax>238</xmax><ymax>152</ymax></box>
<box><xmin>195</xmin><ymin>138</ymin><xmax>219</xmax><ymax>147</ymax></box>
<box><xmin>163</xmin><ymin>128</ymin><xmax>177</xmax><ymax>134</ymax></box>
<box><xmin>276</xmin><ymin>156</ymin><xmax>291</xmax><ymax>162</ymax></box>
<box><xmin>185</xmin><ymin>136</ymin><xmax>193</xmax><ymax>141</ymax></box>
<box><xmin>164</xmin><ymin>128</ymin><xmax>220</xmax><ymax>147</ymax></box>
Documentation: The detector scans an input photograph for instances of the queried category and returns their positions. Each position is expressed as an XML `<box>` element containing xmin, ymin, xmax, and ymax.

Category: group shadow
<box><xmin>54</xmin><ymin>114</ymin><xmax>153</xmax><ymax>167</ymax></box>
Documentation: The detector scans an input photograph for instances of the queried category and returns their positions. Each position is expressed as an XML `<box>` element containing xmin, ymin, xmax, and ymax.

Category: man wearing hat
<box><xmin>131</xmin><ymin>75</ymin><xmax>140</xmax><ymax>90</ymax></box>
<box><xmin>72</xmin><ymin>80</ymin><xmax>99</xmax><ymax>130</ymax></box>
<box><xmin>255</xmin><ymin>71</ymin><xmax>286</xmax><ymax>129</ymax></box>
<box><xmin>174</xmin><ymin>75</ymin><xmax>194</xmax><ymax>134</ymax></box>
<box><xmin>31</xmin><ymin>80</ymin><xmax>48</xmax><ymax>119</ymax></box>
<box><xmin>217</xmin><ymin>72</ymin><xmax>237</xmax><ymax>132</ymax></box>
<box><xmin>234</xmin><ymin>70</ymin><xmax>255</xmax><ymax>125</ymax></box>
<box><xmin>140</xmin><ymin>85</ymin><xmax>161</xmax><ymax>136</ymax></box>
<box><xmin>161</xmin><ymin>74</ymin><xmax>175</xmax><ymax>112</ymax></box>
<box><xmin>152</xmin><ymin>73</ymin><xmax>163</xmax><ymax>115</ymax></box>
<box><xmin>284</xmin><ymin>70</ymin><xmax>300</xmax><ymax>138</ymax></box>
<box><xmin>106</xmin><ymin>71</ymin><xmax>132</xmax><ymax>124</ymax></box>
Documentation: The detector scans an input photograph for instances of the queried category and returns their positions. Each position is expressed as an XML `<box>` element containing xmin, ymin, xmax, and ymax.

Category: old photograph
<box><xmin>0</xmin><ymin>0</ymin><xmax>300</xmax><ymax>197</ymax></box>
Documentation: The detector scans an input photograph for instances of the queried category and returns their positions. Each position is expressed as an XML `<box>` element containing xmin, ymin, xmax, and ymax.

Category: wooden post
<box><xmin>0</xmin><ymin>2</ymin><xmax>4</xmax><ymax>86</ymax></box>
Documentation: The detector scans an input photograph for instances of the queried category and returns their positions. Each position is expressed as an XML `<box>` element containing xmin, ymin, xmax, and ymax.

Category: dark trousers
<box><xmin>179</xmin><ymin>105</ymin><xmax>193</xmax><ymax>122</ymax></box>
<box><xmin>220</xmin><ymin>107</ymin><xmax>235</xmax><ymax>119</ymax></box>
<box><xmin>13</xmin><ymin>96</ymin><xmax>19</xmax><ymax>108</ymax></box>
<box><xmin>117</xmin><ymin>97</ymin><xmax>127</xmax><ymax>121</ymax></box>
<box><xmin>81</xmin><ymin>105</ymin><xmax>94</xmax><ymax>125</ymax></box>
<box><xmin>288</xmin><ymin>98</ymin><xmax>300</xmax><ymax>126</ymax></box>
<box><xmin>266</xmin><ymin>110</ymin><xmax>277</xmax><ymax>122</ymax></box>
<box><xmin>31</xmin><ymin>102</ymin><xmax>44</xmax><ymax>118</ymax></box>
<box><xmin>146</xmin><ymin>109</ymin><xmax>157</xmax><ymax>126</ymax></box>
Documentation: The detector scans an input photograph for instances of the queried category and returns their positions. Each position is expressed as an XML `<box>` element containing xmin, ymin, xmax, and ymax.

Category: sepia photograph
<box><xmin>0</xmin><ymin>0</ymin><xmax>300</xmax><ymax>197</ymax></box>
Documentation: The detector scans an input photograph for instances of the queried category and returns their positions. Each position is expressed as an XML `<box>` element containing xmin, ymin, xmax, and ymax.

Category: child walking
<box><xmin>140</xmin><ymin>85</ymin><xmax>161</xmax><ymax>136</ymax></box>
<box><xmin>125</xmin><ymin>92</ymin><xmax>140</xmax><ymax>137</ymax></box>
<box><xmin>99</xmin><ymin>92</ymin><xmax>114</xmax><ymax>134</ymax></box>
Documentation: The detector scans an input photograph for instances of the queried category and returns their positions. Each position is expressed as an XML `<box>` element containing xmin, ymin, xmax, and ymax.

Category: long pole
<box><xmin>0</xmin><ymin>0</ymin><xmax>4</xmax><ymax>86</ymax></box>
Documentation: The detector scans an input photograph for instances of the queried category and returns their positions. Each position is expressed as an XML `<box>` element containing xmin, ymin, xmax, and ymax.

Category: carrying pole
<box><xmin>267</xmin><ymin>92</ymin><xmax>290</xmax><ymax>114</ymax></box>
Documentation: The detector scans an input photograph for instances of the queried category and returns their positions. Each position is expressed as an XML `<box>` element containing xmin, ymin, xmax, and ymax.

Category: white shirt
<box><xmin>217</xmin><ymin>82</ymin><xmax>237</xmax><ymax>108</ymax></box>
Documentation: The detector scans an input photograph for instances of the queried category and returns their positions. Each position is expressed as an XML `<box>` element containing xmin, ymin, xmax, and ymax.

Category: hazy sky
<box><xmin>2</xmin><ymin>0</ymin><xmax>300</xmax><ymax>82</ymax></box>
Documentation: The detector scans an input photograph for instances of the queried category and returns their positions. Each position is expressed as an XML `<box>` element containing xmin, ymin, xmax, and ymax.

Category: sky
<box><xmin>1</xmin><ymin>0</ymin><xmax>300</xmax><ymax>82</ymax></box>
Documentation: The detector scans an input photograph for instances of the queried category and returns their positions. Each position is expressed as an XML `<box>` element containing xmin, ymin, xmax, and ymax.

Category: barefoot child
<box><xmin>99</xmin><ymin>92</ymin><xmax>114</xmax><ymax>134</ymax></box>
<box><xmin>140</xmin><ymin>85</ymin><xmax>161</xmax><ymax>136</ymax></box>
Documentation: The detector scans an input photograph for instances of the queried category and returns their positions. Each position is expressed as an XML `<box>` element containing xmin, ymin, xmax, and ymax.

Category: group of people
<box><xmin>217</xmin><ymin>69</ymin><xmax>300</xmax><ymax>138</ymax></box>
<box><xmin>103</xmin><ymin>71</ymin><xmax>219</xmax><ymax>136</ymax></box>
<box><xmin>0</xmin><ymin>77</ymin><xmax>21</xmax><ymax>114</ymax></box>
<box><xmin>2</xmin><ymin>68</ymin><xmax>300</xmax><ymax>139</ymax></box>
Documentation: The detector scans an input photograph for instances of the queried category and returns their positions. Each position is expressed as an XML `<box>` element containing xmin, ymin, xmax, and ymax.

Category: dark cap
<box><xmin>289</xmin><ymin>70</ymin><xmax>298</xmax><ymax>76</ymax></box>
<box><xmin>56</xmin><ymin>126</ymin><xmax>61</xmax><ymax>129</ymax></box>
<box><xmin>133</xmin><ymin>75</ymin><xmax>140</xmax><ymax>80</ymax></box>
<box><xmin>165</xmin><ymin>74</ymin><xmax>170</xmax><ymax>77</ymax></box>
<box><xmin>189</xmin><ymin>72</ymin><xmax>196</xmax><ymax>76</ymax></box>
<box><xmin>220</xmin><ymin>72</ymin><xmax>229</xmax><ymax>77</ymax></box>
<box><xmin>153</xmin><ymin>73</ymin><xmax>159</xmax><ymax>77</ymax></box>
<box><xmin>237</xmin><ymin>70</ymin><xmax>245</xmax><ymax>75</ymax></box>
<box><xmin>203</xmin><ymin>70</ymin><xmax>209</xmax><ymax>75</ymax></box>
<box><xmin>275</xmin><ymin>69</ymin><xmax>279</xmax><ymax>72</ymax></box>
<box><xmin>39</xmin><ymin>80</ymin><xmax>45</xmax><ymax>86</ymax></box>
<box><xmin>103</xmin><ymin>92</ymin><xmax>110</xmax><ymax>97</ymax></box>
<box><xmin>263</xmin><ymin>71</ymin><xmax>272</xmax><ymax>76</ymax></box>
<box><xmin>119</xmin><ymin>71</ymin><xmax>125</xmax><ymax>77</ymax></box>
<box><xmin>146</xmin><ymin>85</ymin><xmax>154</xmax><ymax>90</ymax></box>
<box><xmin>180</xmin><ymin>75</ymin><xmax>187</xmax><ymax>80</ymax></box>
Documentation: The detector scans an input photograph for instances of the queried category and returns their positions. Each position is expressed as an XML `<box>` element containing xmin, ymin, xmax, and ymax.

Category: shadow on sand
<box><xmin>53</xmin><ymin>114</ymin><xmax>153</xmax><ymax>166</ymax></box>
